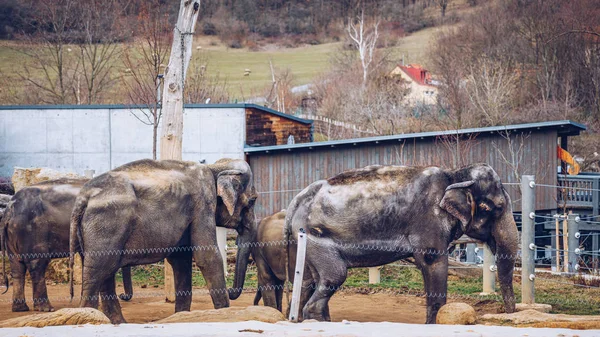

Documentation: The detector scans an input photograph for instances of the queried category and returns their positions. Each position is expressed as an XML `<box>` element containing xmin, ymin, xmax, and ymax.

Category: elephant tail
<box><xmin>253</xmin><ymin>288</ymin><xmax>262</xmax><ymax>306</ymax></box>
<box><xmin>69</xmin><ymin>195</ymin><xmax>88</xmax><ymax>302</ymax></box>
<box><xmin>0</xmin><ymin>203</ymin><xmax>11</xmax><ymax>295</ymax></box>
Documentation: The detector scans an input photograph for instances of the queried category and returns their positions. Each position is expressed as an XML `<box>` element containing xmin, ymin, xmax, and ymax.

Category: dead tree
<box><xmin>159</xmin><ymin>0</ymin><xmax>201</xmax><ymax>303</ymax></box>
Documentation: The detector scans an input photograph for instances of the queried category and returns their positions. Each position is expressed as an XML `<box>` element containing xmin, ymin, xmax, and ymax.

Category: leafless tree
<box><xmin>347</xmin><ymin>10</ymin><xmax>380</xmax><ymax>89</ymax></box>
<box><xmin>437</xmin><ymin>0</ymin><xmax>449</xmax><ymax>18</ymax></box>
<box><xmin>76</xmin><ymin>0</ymin><xmax>130</xmax><ymax>104</ymax></box>
<box><xmin>185</xmin><ymin>53</ymin><xmax>230</xmax><ymax>105</ymax></box>
<box><xmin>122</xmin><ymin>0</ymin><xmax>171</xmax><ymax>159</ymax></box>
<box><xmin>15</xmin><ymin>0</ymin><xmax>79</xmax><ymax>104</ymax></box>
<box><xmin>465</xmin><ymin>59</ymin><xmax>518</xmax><ymax>126</ymax></box>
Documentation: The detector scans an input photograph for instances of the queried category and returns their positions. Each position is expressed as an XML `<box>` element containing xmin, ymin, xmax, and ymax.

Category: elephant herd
<box><xmin>0</xmin><ymin>159</ymin><xmax>519</xmax><ymax>325</ymax></box>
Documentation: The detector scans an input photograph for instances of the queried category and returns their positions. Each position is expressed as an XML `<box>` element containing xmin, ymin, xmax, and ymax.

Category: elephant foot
<box><xmin>302</xmin><ymin>308</ymin><xmax>330</xmax><ymax>322</ymax></box>
<box><xmin>118</xmin><ymin>293</ymin><xmax>132</xmax><ymax>302</ymax></box>
<box><xmin>107</xmin><ymin>314</ymin><xmax>127</xmax><ymax>325</ymax></box>
<box><xmin>34</xmin><ymin>302</ymin><xmax>54</xmax><ymax>312</ymax></box>
<box><xmin>12</xmin><ymin>301</ymin><xmax>30</xmax><ymax>312</ymax></box>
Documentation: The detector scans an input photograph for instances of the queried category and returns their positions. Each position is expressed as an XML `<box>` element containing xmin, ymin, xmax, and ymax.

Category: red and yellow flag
<box><xmin>557</xmin><ymin>146</ymin><xmax>580</xmax><ymax>175</ymax></box>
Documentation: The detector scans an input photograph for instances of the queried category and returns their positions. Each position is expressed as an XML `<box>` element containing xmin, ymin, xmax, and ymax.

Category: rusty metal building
<box><xmin>245</xmin><ymin>120</ymin><xmax>587</xmax><ymax>220</ymax></box>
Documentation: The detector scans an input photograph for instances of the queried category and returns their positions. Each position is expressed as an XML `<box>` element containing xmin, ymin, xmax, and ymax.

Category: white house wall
<box><xmin>0</xmin><ymin>106</ymin><xmax>246</xmax><ymax>177</ymax></box>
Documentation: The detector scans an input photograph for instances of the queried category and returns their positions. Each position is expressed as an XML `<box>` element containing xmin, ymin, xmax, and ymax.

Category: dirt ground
<box><xmin>0</xmin><ymin>284</ymin><xmax>436</xmax><ymax>324</ymax></box>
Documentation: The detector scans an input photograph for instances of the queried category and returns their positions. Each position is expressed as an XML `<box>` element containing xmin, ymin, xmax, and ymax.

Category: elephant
<box><xmin>229</xmin><ymin>210</ymin><xmax>287</xmax><ymax>311</ymax></box>
<box><xmin>230</xmin><ymin>209</ymin><xmax>317</xmax><ymax>319</ymax></box>
<box><xmin>0</xmin><ymin>179</ymin><xmax>133</xmax><ymax>313</ymax></box>
<box><xmin>69</xmin><ymin>158</ymin><xmax>257</xmax><ymax>324</ymax></box>
<box><xmin>285</xmin><ymin>163</ymin><xmax>518</xmax><ymax>323</ymax></box>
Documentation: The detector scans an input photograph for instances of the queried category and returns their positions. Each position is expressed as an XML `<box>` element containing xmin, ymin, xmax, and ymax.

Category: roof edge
<box><xmin>245</xmin><ymin>120</ymin><xmax>587</xmax><ymax>154</ymax></box>
<box><xmin>0</xmin><ymin>103</ymin><xmax>313</xmax><ymax>124</ymax></box>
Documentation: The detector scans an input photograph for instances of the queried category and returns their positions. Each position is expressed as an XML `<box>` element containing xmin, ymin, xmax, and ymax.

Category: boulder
<box><xmin>157</xmin><ymin>306</ymin><xmax>285</xmax><ymax>324</ymax></box>
<box><xmin>12</xmin><ymin>167</ymin><xmax>85</xmax><ymax>192</ymax></box>
<box><xmin>515</xmin><ymin>303</ymin><xmax>552</xmax><ymax>313</ymax></box>
<box><xmin>0</xmin><ymin>308</ymin><xmax>110</xmax><ymax>328</ymax></box>
<box><xmin>436</xmin><ymin>302</ymin><xmax>476</xmax><ymax>325</ymax></box>
<box><xmin>481</xmin><ymin>309</ymin><xmax>600</xmax><ymax>326</ymax></box>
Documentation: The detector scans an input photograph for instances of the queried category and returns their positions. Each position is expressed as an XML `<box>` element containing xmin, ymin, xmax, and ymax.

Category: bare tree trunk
<box><xmin>159</xmin><ymin>0</ymin><xmax>201</xmax><ymax>303</ymax></box>
<box><xmin>160</xmin><ymin>0</ymin><xmax>200</xmax><ymax>160</ymax></box>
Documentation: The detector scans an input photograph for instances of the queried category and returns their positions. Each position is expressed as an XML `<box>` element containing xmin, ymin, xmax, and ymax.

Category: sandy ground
<box><xmin>0</xmin><ymin>283</ymin><xmax>429</xmax><ymax>324</ymax></box>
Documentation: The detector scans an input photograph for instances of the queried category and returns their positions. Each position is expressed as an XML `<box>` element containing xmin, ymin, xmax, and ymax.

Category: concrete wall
<box><xmin>0</xmin><ymin>106</ymin><xmax>246</xmax><ymax>176</ymax></box>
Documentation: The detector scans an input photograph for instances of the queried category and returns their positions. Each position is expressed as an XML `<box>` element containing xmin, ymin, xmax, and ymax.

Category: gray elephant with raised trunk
<box><xmin>1</xmin><ymin>179</ymin><xmax>133</xmax><ymax>313</ymax></box>
<box><xmin>285</xmin><ymin>163</ymin><xmax>518</xmax><ymax>323</ymax></box>
<box><xmin>69</xmin><ymin>158</ymin><xmax>257</xmax><ymax>324</ymax></box>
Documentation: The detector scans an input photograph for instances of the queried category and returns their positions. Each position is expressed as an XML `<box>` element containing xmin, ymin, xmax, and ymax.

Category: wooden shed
<box><xmin>244</xmin><ymin>105</ymin><xmax>313</xmax><ymax>146</ymax></box>
<box><xmin>245</xmin><ymin>120</ymin><xmax>586</xmax><ymax>220</ymax></box>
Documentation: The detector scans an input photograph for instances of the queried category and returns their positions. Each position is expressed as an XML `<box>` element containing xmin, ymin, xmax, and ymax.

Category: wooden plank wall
<box><xmin>245</xmin><ymin>108</ymin><xmax>312</xmax><ymax>146</ymax></box>
<box><xmin>247</xmin><ymin>130</ymin><xmax>559</xmax><ymax>219</ymax></box>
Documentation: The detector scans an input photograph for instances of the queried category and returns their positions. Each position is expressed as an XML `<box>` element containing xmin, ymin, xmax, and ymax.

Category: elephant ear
<box><xmin>439</xmin><ymin>180</ymin><xmax>476</xmax><ymax>232</ymax></box>
<box><xmin>217</xmin><ymin>170</ymin><xmax>244</xmax><ymax>216</ymax></box>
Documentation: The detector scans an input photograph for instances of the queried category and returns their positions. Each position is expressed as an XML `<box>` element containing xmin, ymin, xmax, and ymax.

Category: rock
<box><xmin>481</xmin><ymin>309</ymin><xmax>600</xmax><ymax>326</ymax></box>
<box><xmin>515</xmin><ymin>303</ymin><xmax>552</xmax><ymax>313</ymax></box>
<box><xmin>157</xmin><ymin>306</ymin><xmax>285</xmax><ymax>324</ymax></box>
<box><xmin>12</xmin><ymin>167</ymin><xmax>85</xmax><ymax>192</ymax></box>
<box><xmin>436</xmin><ymin>302</ymin><xmax>476</xmax><ymax>325</ymax></box>
<box><xmin>0</xmin><ymin>308</ymin><xmax>110</xmax><ymax>327</ymax></box>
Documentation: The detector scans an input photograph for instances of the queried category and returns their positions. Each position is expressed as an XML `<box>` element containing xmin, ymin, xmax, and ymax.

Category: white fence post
<box><xmin>368</xmin><ymin>267</ymin><xmax>382</xmax><ymax>284</ymax></box>
<box><xmin>481</xmin><ymin>243</ymin><xmax>496</xmax><ymax>294</ymax></box>
<box><xmin>521</xmin><ymin>175</ymin><xmax>535</xmax><ymax>304</ymax></box>
<box><xmin>216</xmin><ymin>227</ymin><xmax>228</xmax><ymax>277</ymax></box>
<box><xmin>567</xmin><ymin>214</ymin><xmax>580</xmax><ymax>274</ymax></box>
<box><xmin>289</xmin><ymin>229</ymin><xmax>307</xmax><ymax>322</ymax></box>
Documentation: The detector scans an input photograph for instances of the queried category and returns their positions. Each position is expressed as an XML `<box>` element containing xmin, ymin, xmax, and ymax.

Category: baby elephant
<box><xmin>251</xmin><ymin>211</ymin><xmax>288</xmax><ymax>311</ymax></box>
<box><xmin>239</xmin><ymin>210</ymin><xmax>315</xmax><ymax>316</ymax></box>
<box><xmin>1</xmin><ymin>179</ymin><xmax>133</xmax><ymax>312</ymax></box>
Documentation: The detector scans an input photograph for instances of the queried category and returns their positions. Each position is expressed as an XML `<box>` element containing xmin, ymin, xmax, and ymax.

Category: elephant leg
<box><xmin>99</xmin><ymin>273</ymin><xmax>126</xmax><ymax>324</ymax></box>
<box><xmin>10</xmin><ymin>260</ymin><xmax>29</xmax><ymax>312</ymax></box>
<box><xmin>256</xmin><ymin>262</ymin><xmax>278</xmax><ymax>310</ymax></box>
<box><xmin>302</xmin><ymin>251</ymin><xmax>346</xmax><ymax>322</ymax></box>
<box><xmin>167</xmin><ymin>255</ymin><xmax>192</xmax><ymax>312</ymax></box>
<box><xmin>190</xmin><ymin>219</ymin><xmax>229</xmax><ymax>309</ymax></box>
<box><xmin>275</xmin><ymin>279</ymin><xmax>284</xmax><ymax>312</ymax></box>
<box><xmin>27</xmin><ymin>259</ymin><xmax>53</xmax><ymax>312</ymax></box>
<box><xmin>80</xmin><ymin>258</ymin><xmax>116</xmax><ymax>310</ymax></box>
<box><xmin>416</xmin><ymin>253</ymin><xmax>449</xmax><ymax>324</ymax></box>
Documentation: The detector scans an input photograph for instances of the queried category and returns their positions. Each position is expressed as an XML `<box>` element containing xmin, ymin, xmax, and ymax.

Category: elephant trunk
<box><xmin>229</xmin><ymin>230</ymin><xmax>253</xmax><ymax>300</ymax></box>
<box><xmin>489</xmin><ymin>209</ymin><xmax>519</xmax><ymax>313</ymax></box>
<box><xmin>229</xmin><ymin>209</ymin><xmax>256</xmax><ymax>300</ymax></box>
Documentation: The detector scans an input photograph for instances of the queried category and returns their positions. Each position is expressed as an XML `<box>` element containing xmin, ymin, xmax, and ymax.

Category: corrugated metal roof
<box><xmin>0</xmin><ymin>103</ymin><xmax>313</xmax><ymax>125</ymax></box>
<box><xmin>245</xmin><ymin>120</ymin><xmax>586</xmax><ymax>154</ymax></box>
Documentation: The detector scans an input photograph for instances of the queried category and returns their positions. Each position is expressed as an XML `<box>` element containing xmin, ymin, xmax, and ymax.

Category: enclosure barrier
<box><xmin>2</xmin><ymin>182</ymin><xmax>600</xmax><ymax>320</ymax></box>
<box><xmin>521</xmin><ymin>175</ymin><xmax>535</xmax><ymax>304</ymax></box>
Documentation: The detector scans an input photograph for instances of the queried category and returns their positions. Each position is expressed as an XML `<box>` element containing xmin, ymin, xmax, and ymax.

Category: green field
<box><xmin>0</xmin><ymin>26</ymin><xmax>443</xmax><ymax>103</ymax></box>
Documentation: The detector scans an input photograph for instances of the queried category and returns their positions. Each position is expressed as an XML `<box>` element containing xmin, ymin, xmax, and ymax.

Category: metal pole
<box><xmin>567</xmin><ymin>214</ymin><xmax>580</xmax><ymax>274</ymax></box>
<box><xmin>289</xmin><ymin>229</ymin><xmax>307</xmax><ymax>322</ymax></box>
<box><xmin>482</xmin><ymin>243</ymin><xmax>496</xmax><ymax>294</ymax></box>
<box><xmin>521</xmin><ymin>175</ymin><xmax>535</xmax><ymax>304</ymax></box>
<box><xmin>466</xmin><ymin>243</ymin><xmax>476</xmax><ymax>264</ymax></box>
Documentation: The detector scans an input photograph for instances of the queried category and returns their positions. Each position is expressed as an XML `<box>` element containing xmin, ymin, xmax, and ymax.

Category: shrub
<box><xmin>202</xmin><ymin>21</ymin><xmax>218</xmax><ymax>35</ymax></box>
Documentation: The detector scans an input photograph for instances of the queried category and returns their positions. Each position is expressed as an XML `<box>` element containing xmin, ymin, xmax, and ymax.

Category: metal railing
<box><xmin>558</xmin><ymin>174</ymin><xmax>600</xmax><ymax>215</ymax></box>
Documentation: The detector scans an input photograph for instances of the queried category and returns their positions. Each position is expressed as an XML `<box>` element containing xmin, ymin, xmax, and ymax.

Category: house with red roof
<box><xmin>390</xmin><ymin>64</ymin><xmax>438</xmax><ymax>105</ymax></box>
